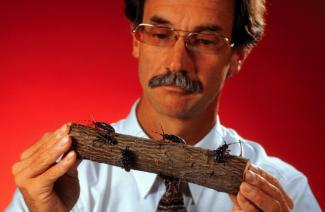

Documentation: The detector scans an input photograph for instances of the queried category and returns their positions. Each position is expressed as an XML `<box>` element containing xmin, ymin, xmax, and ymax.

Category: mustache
<box><xmin>148</xmin><ymin>70</ymin><xmax>202</xmax><ymax>93</ymax></box>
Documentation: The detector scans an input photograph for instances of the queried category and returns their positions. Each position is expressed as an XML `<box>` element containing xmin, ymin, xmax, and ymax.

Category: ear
<box><xmin>132</xmin><ymin>32</ymin><xmax>140</xmax><ymax>59</ymax></box>
<box><xmin>226</xmin><ymin>48</ymin><xmax>251</xmax><ymax>79</ymax></box>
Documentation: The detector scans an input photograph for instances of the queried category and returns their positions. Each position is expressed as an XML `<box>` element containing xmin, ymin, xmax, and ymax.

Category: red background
<box><xmin>1</xmin><ymin>0</ymin><xmax>324</xmax><ymax>210</ymax></box>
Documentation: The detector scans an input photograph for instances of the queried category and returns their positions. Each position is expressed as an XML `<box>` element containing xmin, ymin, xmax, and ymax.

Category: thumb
<box><xmin>66</xmin><ymin>157</ymin><xmax>81</xmax><ymax>178</ymax></box>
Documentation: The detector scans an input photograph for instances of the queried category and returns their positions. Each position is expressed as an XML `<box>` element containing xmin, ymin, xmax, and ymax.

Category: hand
<box><xmin>229</xmin><ymin>164</ymin><xmax>294</xmax><ymax>211</ymax></box>
<box><xmin>12</xmin><ymin>123</ymin><xmax>80</xmax><ymax>212</ymax></box>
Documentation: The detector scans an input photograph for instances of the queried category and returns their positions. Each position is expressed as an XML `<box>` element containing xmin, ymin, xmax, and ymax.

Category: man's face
<box><xmin>133</xmin><ymin>0</ymin><xmax>241</xmax><ymax>119</ymax></box>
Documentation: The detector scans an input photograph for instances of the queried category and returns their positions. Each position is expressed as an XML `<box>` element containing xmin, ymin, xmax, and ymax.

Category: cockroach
<box><xmin>214</xmin><ymin>140</ymin><xmax>243</xmax><ymax>163</ymax></box>
<box><xmin>121</xmin><ymin>146</ymin><xmax>135</xmax><ymax>172</ymax></box>
<box><xmin>156</xmin><ymin>125</ymin><xmax>186</xmax><ymax>144</ymax></box>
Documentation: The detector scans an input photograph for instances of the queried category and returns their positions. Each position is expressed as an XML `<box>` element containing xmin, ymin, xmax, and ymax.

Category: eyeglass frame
<box><xmin>132</xmin><ymin>23</ymin><xmax>235</xmax><ymax>54</ymax></box>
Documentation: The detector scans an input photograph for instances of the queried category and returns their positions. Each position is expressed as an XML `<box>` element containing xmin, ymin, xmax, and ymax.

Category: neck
<box><xmin>136</xmin><ymin>96</ymin><xmax>220</xmax><ymax>145</ymax></box>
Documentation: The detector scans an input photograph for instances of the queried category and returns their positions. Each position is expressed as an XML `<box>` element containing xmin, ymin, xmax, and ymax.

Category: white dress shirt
<box><xmin>7</xmin><ymin>101</ymin><xmax>321</xmax><ymax>212</ymax></box>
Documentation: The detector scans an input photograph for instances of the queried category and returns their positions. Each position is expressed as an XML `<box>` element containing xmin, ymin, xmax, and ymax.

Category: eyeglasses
<box><xmin>132</xmin><ymin>23</ymin><xmax>234</xmax><ymax>54</ymax></box>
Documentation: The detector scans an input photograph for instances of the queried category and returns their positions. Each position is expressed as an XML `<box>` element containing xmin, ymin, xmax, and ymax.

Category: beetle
<box><xmin>92</xmin><ymin>121</ymin><xmax>115</xmax><ymax>135</ymax></box>
<box><xmin>95</xmin><ymin>131</ymin><xmax>117</xmax><ymax>145</ymax></box>
<box><xmin>156</xmin><ymin>125</ymin><xmax>186</xmax><ymax>144</ymax></box>
<box><xmin>214</xmin><ymin>140</ymin><xmax>243</xmax><ymax>163</ymax></box>
<box><xmin>121</xmin><ymin>146</ymin><xmax>135</xmax><ymax>172</ymax></box>
<box><xmin>91</xmin><ymin>121</ymin><xmax>117</xmax><ymax>145</ymax></box>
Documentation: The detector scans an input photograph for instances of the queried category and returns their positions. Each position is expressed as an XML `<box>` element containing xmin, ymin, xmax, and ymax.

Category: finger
<box><xmin>237</xmin><ymin>191</ymin><xmax>260</xmax><ymax>212</ymax></box>
<box><xmin>229</xmin><ymin>195</ymin><xmax>242</xmax><ymax>211</ymax></box>
<box><xmin>66</xmin><ymin>158</ymin><xmax>81</xmax><ymax>178</ymax></box>
<box><xmin>240</xmin><ymin>182</ymin><xmax>290</xmax><ymax>212</ymax></box>
<box><xmin>249</xmin><ymin>165</ymin><xmax>294</xmax><ymax>209</ymax></box>
<box><xmin>12</xmin><ymin>131</ymin><xmax>69</xmax><ymax>176</ymax></box>
<box><xmin>38</xmin><ymin>150</ymin><xmax>77</xmax><ymax>185</ymax></box>
<box><xmin>245</xmin><ymin>170</ymin><xmax>289</xmax><ymax>208</ymax></box>
<box><xmin>19</xmin><ymin>132</ymin><xmax>53</xmax><ymax>161</ymax></box>
<box><xmin>20</xmin><ymin>135</ymin><xmax>72</xmax><ymax>178</ymax></box>
<box><xmin>13</xmin><ymin>134</ymin><xmax>56</xmax><ymax>176</ymax></box>
<box><xmin>20</xmin><ymin>123</ymin><xmax>70</xmax><ymax>160</ymax></box>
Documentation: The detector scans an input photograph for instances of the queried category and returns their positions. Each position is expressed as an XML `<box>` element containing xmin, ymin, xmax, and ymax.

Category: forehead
<box><xmin>143</xmin><ymin>0</ymin><xmax>234</xmax><ymax>35</ymax></box>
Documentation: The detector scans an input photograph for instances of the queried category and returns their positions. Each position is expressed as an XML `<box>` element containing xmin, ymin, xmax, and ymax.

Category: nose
<box><xmin>164</xmin><ymin>36</ymin><xmax>194</xmax><ymax>73</ymax></box>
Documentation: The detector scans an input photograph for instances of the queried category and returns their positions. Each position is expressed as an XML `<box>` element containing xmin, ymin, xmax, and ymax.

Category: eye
<box><xmin>147</xmin><ymin>27</ymin><xmax>173</xmax><ymax>41</ymax></box>
<box><xmin>195</xmin><ymin>34</ymin><xmax>218</xmax><ymax>46</ymax></box>
<box><xmin>197</xmin><ymin>39</ymin><xmax>215</xmax><ymax>45</ymax></box>
<box><xmin>152</xmin><ymin>33</ymin><xmax>170</xmax><ymax>40</ymax></box>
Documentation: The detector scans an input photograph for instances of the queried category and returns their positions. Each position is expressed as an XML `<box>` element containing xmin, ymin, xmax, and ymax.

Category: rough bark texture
<box><xmin>69</xmin><ymin>123</ymin><xmax>249</xmax><ymax>194</ymax></box>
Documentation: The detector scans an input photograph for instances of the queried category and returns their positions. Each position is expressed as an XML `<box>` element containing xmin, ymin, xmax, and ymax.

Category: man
<box><xmin>7</xmin><ymin>0</ymin><xmax>321</xmax><ymax>211</ymax></box>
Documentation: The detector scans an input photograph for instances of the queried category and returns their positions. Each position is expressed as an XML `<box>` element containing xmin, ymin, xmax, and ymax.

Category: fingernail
<box><xmin>65</xmin><ymin>152</ymin><xmax>74</xmax><ymax>162</ymax></box>
<box><xmin>245</xmin><ymin>170</ymin><xmax>255</xmax><ymax>182</ymax></box>
<box><xmin>61</xmin><ymin>124</ymin><xmax>68</xmax><ymax>133</ymax></box>
<box><xmin>59</xmin><ymin>136</ymin><xmax>69</xmax><ymax>146</ymax></box>
<box><xmin>55</xmin><ymin>125</ymin><xmax>68</xmax><ymax>138</ymax></box>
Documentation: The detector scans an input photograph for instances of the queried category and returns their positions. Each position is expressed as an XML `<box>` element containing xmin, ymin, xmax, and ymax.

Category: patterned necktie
<box><xmin>156</xmin><ymin>175</ymin><xmax>187</xmax><ymax>212</ymax></box>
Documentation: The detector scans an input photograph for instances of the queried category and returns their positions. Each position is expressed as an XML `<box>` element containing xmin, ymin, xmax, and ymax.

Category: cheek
<box><xmin>138</xmin><ymin>46</ymin><xmax>166</xmax><ymax>86</ymax></box>
<box><xmin>196</xmin><ymin>57</ymin><xmax>230</xmax><ymax>92</ymax></box>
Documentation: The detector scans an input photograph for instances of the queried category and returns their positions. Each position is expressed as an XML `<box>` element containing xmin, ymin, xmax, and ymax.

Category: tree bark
<box><xmin>69</xmin><ymin>123</ymin><xmax>249</xmax><ymax>194</ymax></box>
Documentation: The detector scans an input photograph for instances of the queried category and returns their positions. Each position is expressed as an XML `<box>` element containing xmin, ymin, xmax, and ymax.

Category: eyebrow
<box><xmin>193</xmin><ymin>24</ymin><xmax>222</xmax><ymax>33</ymax></box>
<box><xmin>149</xmin><ymin>15</ymin><xmax>223</xmax><ymax>33</ymax></box>
<box><xmin>149</xmin><ymin>15</ymin><xmax>172</xmax><ymax>25</ymax></box>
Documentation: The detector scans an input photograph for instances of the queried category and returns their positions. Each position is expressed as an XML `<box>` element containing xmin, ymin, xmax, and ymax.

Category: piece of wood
<box><xmin>69</xmin><ymin>123</ymin><xmax>249</xmax><ymax>194</ymax></box>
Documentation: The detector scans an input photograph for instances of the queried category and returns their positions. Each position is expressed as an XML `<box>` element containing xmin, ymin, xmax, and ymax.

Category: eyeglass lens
<box><xmin>134</xmin><ymin>25</ymin><xmax>230</xmax><ymax>54</ymax></box>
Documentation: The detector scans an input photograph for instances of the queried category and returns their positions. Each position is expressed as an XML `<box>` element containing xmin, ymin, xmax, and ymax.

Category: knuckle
<box><xmin>19</xmin><ymin>152</ymin><xmax>27</xmax><ymax>160</ymax></box>
<box><xmin>270</xmin><ymin>175</ymin><xmax>280</xmax><ymax>184</ymax></box>
<box><xmin>43</xmin><ymin>144</ymin><xmax>61</xmax><ymax>160</ymax></box>
<box><xmin>12</xmin><ymin>162</ymin><xmax>20</xmax><ymax>175</ymax></box>
<box><xmin>255</xmin><ymin>166</ymin><xmax>264</xmax><ymax>175</ymax></box>
<box><xmin>237</xmin><ymin>194</ymin><xmax>249</xmax><ymax>209</ymax></box>
<box><xmin>41</xmin><ymin>132</ymin><xmax>51</xmax><ymax>140</ymax></box>
<box><xmin>270</xmin><ymin>200</ymin><xmax>281</xmax><ymax>212</ymax></box>
<box><xmin>248</xmin><ymin>187</ymin><xmax>257</xmax><ymax>197</ymax></box>
<box><xmin>14</xmin><ymin>175</ymin><xmax>27</xmax><ymax>188</ymax></box>
<box><xmin>274</xmin><ymin>186</ymin><xmax>282</xmax><ymax>197</ymax></box>
<box><xmin>20</xmin><ymin>147</ymin><xmax>35</xmax><ymax>160</ymax></box>
<box><xmin>254</xmin><ymin>194</ymin><xmax>264</xmax><ymax>206</ymax></box>
<box><xmin>64</xmin><ymin>123</ymin><xmax>71</xmax><ymax>132</ymax></box>
<box><xmin>34</xmin><ymin>151</ymin><xmax>51</xmax><ymax>169</ymax></box>
<box><xmin>38</xmin><ymin>153</ymin><xmax>50</xmax><ymax>167</ymax></box>
<box><xmin>255</xmin><ymin>176</ymin><xmax>264</xmax><ymax>187</ymax></box>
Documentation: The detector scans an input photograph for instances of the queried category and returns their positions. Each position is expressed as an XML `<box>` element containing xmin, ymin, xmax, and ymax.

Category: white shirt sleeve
<box><xmin>284</xmin><ymin>174</ymin><xmax>321</xmax><ymax>212</ymax></box>
<box><xmin>6</xmin><ymin>189</ymin><xmax>29</xmax><ymax>212</ymax></box>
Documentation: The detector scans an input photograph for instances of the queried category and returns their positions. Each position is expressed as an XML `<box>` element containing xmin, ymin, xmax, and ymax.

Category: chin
<box><xmin>152</xmin><ymin>92</ymin><xmax>202</xmax><ymax>119</ymax></box>
<box><xmin>143</xmin><ymin>85</ymin><xmax>216</xmax><ymax>119</ymax></box>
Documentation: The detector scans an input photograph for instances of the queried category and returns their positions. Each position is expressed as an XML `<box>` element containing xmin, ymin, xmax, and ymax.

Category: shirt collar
<box><xmin>122</xmin><ymin>100</ymin><xmax>225</xmax><ymax>202</ymax></box>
